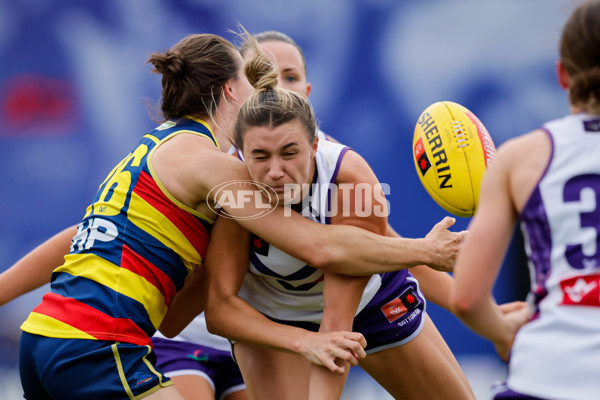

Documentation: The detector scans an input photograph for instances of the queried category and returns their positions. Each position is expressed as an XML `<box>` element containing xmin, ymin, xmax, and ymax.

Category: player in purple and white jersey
<box><xmin>452</xmin><ymin>2</ymin><xmax>600</xmax><ymax>399</ymax></box>
<box><xmin>183</xmin><ymin>51</ymin><xmax>477</xmax><ymax>400</ymax></box>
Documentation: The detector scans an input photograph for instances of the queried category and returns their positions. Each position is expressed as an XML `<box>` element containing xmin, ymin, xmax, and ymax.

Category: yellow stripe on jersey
<box><xmin>84</xmin><ymin>144</ymin><xmax>150</xmax><ymax>219</ymax></box>
<box><xmin>21</xmin><ymin>312</ymin><xmax>97</xmax><ymax>340</ymax></box>
<box><xmin>56</xmin><ymin>254</ymin><xmax>167</xmax><ymax>328</ymax></box>
<box><xmin>183</xmin><ymin>116</ymin><xmax>219</xmax><ymax>149</ymax></box>
<box><xmin>145</xmin><ymin>130</ymin><xmax>218</xmax><ymax>224</ymax></box>
<box><xmin>142</xmin><ymin>133</ymin><xmax>160</xmax><ymax>145</ymax></box>
<box><xmin>127</xmin><ymin>190</ymin><xmax>202</xmax><ymax>270</ymax></box>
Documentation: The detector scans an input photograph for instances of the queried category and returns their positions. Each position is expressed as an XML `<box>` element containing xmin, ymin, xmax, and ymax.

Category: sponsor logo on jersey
<box><xmin>251</xmin><ymin>234</ymin><xmax>270</xmax><ymax>256</ymax></box>
<box><xmin>583</xmin><ymin>119</ymin><xmax>600</xmax><ymax>132</ymax></box>
<box><xmin>380</xmin><ymin>287</ymin><xmax>421</xmax><ymax>323</ymax></box>
<box><xmin>560</xmin><ymin>274</ymin><xmax>600</xmax><ymax>307</ymax></box>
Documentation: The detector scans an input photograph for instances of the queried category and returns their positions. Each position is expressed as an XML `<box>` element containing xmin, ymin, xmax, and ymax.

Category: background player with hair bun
<box><xmin>452</xmin><ymin>1</ymin><xmax>600</xmax><ymax>399</ymax></box>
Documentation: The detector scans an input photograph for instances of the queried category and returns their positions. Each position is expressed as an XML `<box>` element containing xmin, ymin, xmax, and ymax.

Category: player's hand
<box><xmin>494</xmin><ymin>301</ymin><xmax>531</xmax><ymax>362</ymax></box>
<box><xmin>297</xmin><ymin>331</ymin><xmax>367</xmax><ymax>374</ymax></box>
<box><xmin>425</xmin><ymin>216</ymin><xmax>467</xmax><ymax>272</ymax></box>
<box><xmin>498</xmin><ymin>300</ymin><xmax>529</xmax><ymax>315</ymax></box>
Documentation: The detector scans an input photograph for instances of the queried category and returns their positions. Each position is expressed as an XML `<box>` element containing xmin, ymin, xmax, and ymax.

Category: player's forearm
<box><xmin>321</xmin><ymin>232</ymin><xmax>444</xmax><ymax>275</ymax></box>
<box><xmin>309</xmin><ymin>363</ymin><xmax>349</xmax><ymax>400</ymax></box>
<box><xmin>0</xmin><ymin>226</ymin><xmax>75</xmax><ymax>306</ymax></box>
<box><xmin>321</xmin><ymin>273</ymin><xmax>367</xmax><ymax>333</ymax></box>
<box><xmin>204</xmin><ymin>295</ymin><xmax>310</xmax><ymax>355</ymax></box>
<box><xmin>159</xmin><ymin>268</ymin><xmax>205</xmax><ymax>338</ymax></box>
<box><xmin>453</xmin><ymin>295</ymin><xmax>511</xmax><ymax>344</ymax></box>
<box><xmin>308</xmin><ymin>274</ymin><xmax>363</xmax><ymax>399</ymax></box>
<box><xmin>238</xmin><ymin>209</ymin><xmax>456</xmax><ymax>276</ymax></box>
<box><xmin>310</xmin><ymin>216</ymin><xmax>462</xmax><ymax>275</ymax></box>
<box><xmin>308</xmin><ymin>306</ymin><xmax>355</xmax><ymax>397</ymax></box>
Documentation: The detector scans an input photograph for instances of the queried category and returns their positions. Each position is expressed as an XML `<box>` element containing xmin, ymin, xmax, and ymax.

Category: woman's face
<box><xmin>259</xmin><ymin>41</ymin><xmax>311</xmax><ymax>97</ymax></box>
<box><xmin>242</xmin><ymin>119</ymin><xmax>317</xmax><ymax>203</ymax></box>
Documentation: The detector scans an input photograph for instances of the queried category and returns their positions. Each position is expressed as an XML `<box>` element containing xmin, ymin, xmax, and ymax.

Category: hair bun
<box><xmin>245</xmin><ymin>56</ymin><xmax>278</xmax><ymax>91</ymax></box>
<box><xmin>165</xmin><ymin>52</ymin><xmax>185</xmax><ymax>76</ymax></box>
<box><xmin>148</xmin><ymin>50</ymin><xmax>185</xmax><ymax>78</ymax></box>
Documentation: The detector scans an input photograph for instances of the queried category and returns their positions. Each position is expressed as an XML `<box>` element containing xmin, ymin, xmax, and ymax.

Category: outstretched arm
<box><xmin>0</xmin><ymin>225</ymin><xmax>75</xmax><ymax>306</ymax></box>
<box><xmin>160</xmin><ymin>137</ymin><xmax>465</xmax><ymax>277</ymax></box>
<box><xmin>203</xmin><ymin>216</ymin><xmax>367</xmax><ymax>373</ymax></box>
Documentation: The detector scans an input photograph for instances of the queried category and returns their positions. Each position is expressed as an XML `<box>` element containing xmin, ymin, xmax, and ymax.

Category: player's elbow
<box><xmin>158</xmin><ymin>318</ymin><xmax>182</xmax><ymax>339</ymax></box>
<box><xmin>158</xmin><ymin>327</ymin><xmax>178</xmax><ymax>339</ymax></box>
<box><xmin>303</xmin><ymin>245</ymin><xmax>339</xmax><ymax>271</ymax></box>
<box><xmin>450</xmin><ymin>290</ymin><xmax>478</xmax><ymax>319</ymax></box>
<box><xmin>204</xmin><ymin>319</ymin><xmax>218</xmax><ymax>336</ymax></box>
<box><xmin>204</xmin><ymin>306</ymin><xmax>224</xmax><ymax>336</ymax></box>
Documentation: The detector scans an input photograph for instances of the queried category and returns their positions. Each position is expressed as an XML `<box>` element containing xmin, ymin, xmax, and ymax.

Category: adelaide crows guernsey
<box><xmin>237</xmin><ymin>139</ymin><xmax>382</xmax><ymax>324</ymax></box>
<box><xmin>21</xmin><ymin>117</ymin><xmax>216</xmax><ymax>347</ymax></box>
<box><xmin>508</xmin><ymin>113</ymin><xmax>600</xmax><ymax>400</ymax></box>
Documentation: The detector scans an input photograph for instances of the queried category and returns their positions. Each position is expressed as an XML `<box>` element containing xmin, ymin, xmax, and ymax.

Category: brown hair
<box><xmin>146</xmin><ymin>34</ymin><xmax>241</xmax><ymax>121</ymax></box>
<box><xmin>234</xmin><ymin>43</ymin><xmax>316</xmax><ymax>151</ymax></box>
<box><xmin>559</xmin><ymin>0</ymin><xmax>600</xmax><ymax>113</ymax></box>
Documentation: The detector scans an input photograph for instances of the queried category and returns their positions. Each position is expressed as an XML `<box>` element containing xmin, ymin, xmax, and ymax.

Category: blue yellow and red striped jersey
<box><xmin>21</xmin><ymin>117</ymin><xmax>217</xmax><ymax>346</ymax></box>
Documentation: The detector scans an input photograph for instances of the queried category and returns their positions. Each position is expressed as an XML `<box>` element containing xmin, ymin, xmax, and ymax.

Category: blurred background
<box><xmin>0</xmin><ymin>0</ymin><xmax>579</xmax><ymax>398</ymax></box>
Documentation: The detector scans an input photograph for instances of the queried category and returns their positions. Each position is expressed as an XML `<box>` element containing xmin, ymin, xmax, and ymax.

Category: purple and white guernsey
<box><xmin>509</xmin><ymin>113</ymin><xmax>600</xmax><ymax>400</ymax></box>
<box><xmin>238</xmin><ymin>139</ymin><xmax>383</xmax><ymax>324</ymax></box>
<box><xmin>238</xmin><ymin>139</ymin><xmax>427</xmax><ymax>354</ymax></box>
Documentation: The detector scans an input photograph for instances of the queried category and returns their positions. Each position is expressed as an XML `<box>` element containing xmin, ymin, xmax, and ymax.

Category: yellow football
<box><xmin>412</xmin><ymin>101</ymin><xmax>496</xmax><ymax>217</ymax></box>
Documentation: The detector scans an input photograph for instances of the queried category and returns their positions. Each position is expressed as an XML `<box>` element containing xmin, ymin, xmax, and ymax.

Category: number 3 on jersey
<box><xmin>563</xmin><ymin>173</ymin><xmax>600</xmax><ymax>270</ymax></box>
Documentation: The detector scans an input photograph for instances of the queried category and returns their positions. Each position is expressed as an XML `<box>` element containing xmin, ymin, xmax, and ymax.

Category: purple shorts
<box><xmin>492</xmin><ymin>383</ymin><xmax>548</xmax><ymax>400</ymax></box>
<box><xmin>152</xmin><ymin>337</ymin><xmax>245</xmax><ymax>399</ymax></box>
<box><xmin>269</xmin><ymin>270</ymin><xmax>426</xmax><ymax>353</ymax></box>
<box><xmin>354</xmin><ymin>271</ymin><xmax>426</xmax><ymax>353</ymax></box>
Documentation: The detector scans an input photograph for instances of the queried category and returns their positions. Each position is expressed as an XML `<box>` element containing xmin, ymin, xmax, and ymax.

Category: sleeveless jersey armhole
<box><xmin>519</xmin><ymin>128</ymin><xmax>555</xmax><ymax>218</ymax></box>
<box><xmin>146</xmin><ymin>130</ymin><xmax>217</xmax><ymax>225</ymax></box>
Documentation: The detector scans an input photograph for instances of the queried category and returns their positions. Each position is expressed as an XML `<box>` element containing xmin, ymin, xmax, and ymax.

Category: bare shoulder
<box><xmin>493</xmin><ymin>129</ymin><xmax>552</xmax><ymax>211</ymax></box>
<box><xmin>336</xmin><ymin>149</ymin><xmax>379</xmax><ymax>185</ymax></box>
<box><xmin>158</xmin><ymin>132</ymin><xmax>221</xmax><ymax>157</ymax></box>
<box><xmin>495</xmin><ymin>129</ymin><xmax>550</xmax><ymax>164</ymax></box>
<box><xmin>151</xmin><ymin>133</ymin><xmax>250</xmax><ymax>208</ymax></box>
<box><xmin>332</xmin><ymin>148</ymin><xmax>387</xmax><ymax>233</ymax></box>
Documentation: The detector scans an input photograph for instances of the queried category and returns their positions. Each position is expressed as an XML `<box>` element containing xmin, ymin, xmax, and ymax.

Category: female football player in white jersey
<box><xmin>143</xmin><ymin>30</ymin><xmax>476</xmax><ymax>400</ymax></box>
<box><xmin>169</xmin><ymin>47</ymin><xmax>477</xmax><ymax>399</ymax></box>
<box><xmin>451</xmin><ymin>1</ymin><xmax>600</xmax><ymax>399</ymax></box>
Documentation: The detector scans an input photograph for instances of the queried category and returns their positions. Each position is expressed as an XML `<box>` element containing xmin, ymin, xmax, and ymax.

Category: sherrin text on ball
<box><xmin>413</xmin><ymin>101</ymin><xmax>496</xmax><ymax>217</ymax></box>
